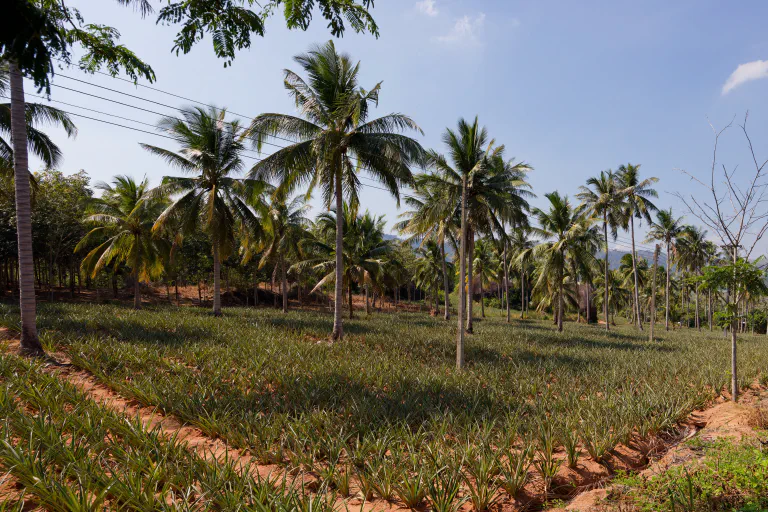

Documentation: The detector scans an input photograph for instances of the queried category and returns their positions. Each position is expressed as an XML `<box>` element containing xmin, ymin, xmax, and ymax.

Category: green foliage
<box><xmin>618</xmin><ymin>439</ymin><xmax>768</xmax><ymax>511</ymax></box>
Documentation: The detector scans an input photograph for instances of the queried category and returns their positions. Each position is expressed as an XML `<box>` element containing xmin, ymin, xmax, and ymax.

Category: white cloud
<box><xmin>435</xmin><ymin>13</ymin><xmax>486</xmax><ymax>44</ymax></box>
<box><xmin>722</xmin><ymin>59</ymin><xmax>768</xmax><ymax>95</ymax></box>
<box><xmin>415</xmin><ymin>0</ymin><xmax>438</xmax><ymax>17</ymax></box>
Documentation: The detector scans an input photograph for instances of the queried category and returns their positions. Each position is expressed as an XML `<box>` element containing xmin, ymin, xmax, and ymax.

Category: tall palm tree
<box><xmin>676</xmin><ymin>225</ymin><xmax>709</xmax><ymax>331</ymax></box>
<box><xmin>247</xmin><ymin>41</ymin><xmax>423</xmax><ymax>340</ymax></box>
<box><xmin>2</xmin><ymin>60</ymin><xmax>77</xmax><ymax>355</ymax></box>
<box><xmin>259</xmin><ymin>196</ymin><xmax>310</xmax><ymax>313</ymax></box>
<box><xmin>616</xmin><ymin>163</ymin><xmax>658</xmax><ymax>331</ymax></box>
<box><xmin>577</xmin><ymin>169</ymin><xmax>624</xmax><ymax>330</ymax></box>
<box><xmin>419</xmin><ymin>118</ymin><xmax>496</xmax><ymax>367</ymax></box>
<box><xmin>143</xmin><ymin>106</ymin><xmax>263</xmax><ymax>316</ymax></box>
<box><xmin>527</xmin><ymin>192</ymin><xmax>595</xmax><ymax>332</ymax></box>
<box><xmin>645</xmin><ymin>208</ymin><xmax>684</xmax><ymax>330</ymax></box>
<box><xmin>76</xmin><ymin>176</ymin><xmax>169</xmax><ymax>309</ymax></box>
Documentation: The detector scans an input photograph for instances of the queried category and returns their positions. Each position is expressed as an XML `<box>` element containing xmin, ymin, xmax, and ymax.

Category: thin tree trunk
<box><xmin>212</xmin><ymin>241</ymin><xmax>222</xmax><ymax>316</ymax></box>
<box><xmin>175</xmin><ymin>280</ymin><xmax>180</xmax><ymax>306</ymax></box>
<box><xmin>441</xmin><ymin>236</ymin><xmax>450</xmax><ymax>320</ymax></box>
<box><xmin>480</xmin><ymin>276</ymin><xmax>485</xmax><ymax>318</ymax></box>
<box><xmin>708</xmin><ymin>289</ymin><xmax>712</xmax><ymax>331</ymax></box>
<box><xmin>253</xmin><ymin>271</ymin><xmax>259</xmax><ymax>306</ymax></box>
<box><xmin>665</xmin><ymin>243</ymin><xmax>671</xmax><ymax>331</ymax></box>
<box><xmin>520</xmin><ymin>271</ymin><xmax>525</xmax><ymax>320</ymax></box>
<box><xmin>133</xmin><ymin>234</ymin><xmax>142</xmax><ymax>309</ymax></box>
<box><xmin>630</xmin><ymin>215</ymin><xmax>643</xmax><ymax>330</ymax></box>
<box><xmin>10</xmin><ymin>61</ymin><xmax>43</xmax><ymax>355</ymax></box>
<box><xmin>348</xmin><ymin>281</ymin><xmax>354</xmax><ymax>319</ymax></box>
<box><xmin>365</xmin><ymin>284</ymin><xmax>370</xmax><ymax>315</ymax></box>
<box><xmin>696</xmin><ymin>275</ymin><xmax>701</xmax><ymax>331</ymax></box>
<box><xmin>331</xmin><ymin>170</ymin><xmax>344</xmax><ymax>340</ymax></box>
<box><xmin>603</xmin><ymin>215</ymin><xmax>610</xmax><ymax>331</ymax></box>
<box><xmin>650</xmin><ymin>245</ymin><xmax>659</xmax><ymax>342</ymax></box>
<box><xmin>557</xmin><ymin>264</ymin><xmax>564</xmax><ymax>332</ymax></box>
<box><xmin>504</xmin><ymin>235</ymin><xmax>510</xmax><ymax>323</ymax></box>
<box><xmin>456</xmin><ymin>175</ymin><xmax>467</xmax><ymax>369</ymax></box>
<box><xmin>466</xmin><ymin>230</ymin><xmax>475</xmax><ymax>333</ymax></box>
<box><xmin>281</xmin><ymin>255</ymin><xmax>288</xmax><ymax>313</ymax></box>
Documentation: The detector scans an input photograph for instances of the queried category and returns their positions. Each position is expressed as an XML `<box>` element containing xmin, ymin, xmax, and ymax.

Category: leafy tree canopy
<box><xmin>1</xmin><ymin>0</ymin><xmax>379</xmax><ymax>93</ymax></box>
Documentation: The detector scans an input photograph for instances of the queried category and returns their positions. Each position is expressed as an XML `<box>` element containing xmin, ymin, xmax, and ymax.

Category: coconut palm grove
<box><xmin>2</xmin><ymin>1</ymin><xmax>768</xmax><ymax>510</ymax></box>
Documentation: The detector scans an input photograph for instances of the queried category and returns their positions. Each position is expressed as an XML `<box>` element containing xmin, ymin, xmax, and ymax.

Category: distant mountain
<box><xmin>607</xmin><ymin>249</ymin><xmax>667</xmax><ymax>270</ymax></box>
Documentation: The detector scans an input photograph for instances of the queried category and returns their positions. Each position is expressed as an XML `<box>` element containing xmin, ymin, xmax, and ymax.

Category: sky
<box><xmin>24</xmin><ymin>0</ymin><xmax>768</xmax><ymax>256</ymax></box>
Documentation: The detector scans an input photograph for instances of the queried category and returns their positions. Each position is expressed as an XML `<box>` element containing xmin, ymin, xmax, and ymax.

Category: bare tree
<box><xmin>675</xmin><ymin>112</ymin><xmax>768</xmax><ymax>401</ymax></box>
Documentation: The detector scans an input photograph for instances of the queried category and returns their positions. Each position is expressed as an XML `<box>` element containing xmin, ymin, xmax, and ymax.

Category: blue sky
<box><xmin>26</xmin><ymin>0</ymin><xmax>768</xmax><ymax>254</ymax></box>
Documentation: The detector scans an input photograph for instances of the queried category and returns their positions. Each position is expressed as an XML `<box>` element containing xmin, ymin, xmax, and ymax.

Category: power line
<box><xmin>52</xmin><ymin>73</ymin><xmax>431</xmax><ymax>178</ymax></box>
<box><xmin>3</xmin><ymin>94</ymin><xmax>401</xmax><ymax>196</ymax></box>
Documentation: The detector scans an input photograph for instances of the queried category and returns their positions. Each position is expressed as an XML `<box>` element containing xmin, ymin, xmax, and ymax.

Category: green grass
<box><xmin>614</xmin><ymin>438</ymin><xmax>768</xmax><ymax>511</ymax></box>
<box><xmin>2</xmin><ymin>301</ymin><xmax>767</xmax><ymax>508</ymax></box>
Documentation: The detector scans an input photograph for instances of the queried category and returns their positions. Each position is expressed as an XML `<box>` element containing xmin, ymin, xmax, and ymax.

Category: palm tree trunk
<box><xmin>557</xmin><ymin>264</ymin><xmax>564</xmax><ymax>332</ymax></box>
<box><xmin>253</xmin><ymin>271</ymin><xmax>259</xmax><ymax>306</ymax></box>
<box><xmin>332</xmin><ymin>171</ymin><xmax>344</xmax><ymax>340</ymax></box>
<box><xmin>9</xmin><ymin>60</ymin><xmax>43</xmax><ymax>356</ymax></box>
<box><xmin>603</xmin><ymin>215</ymin><xmax>610</xmax><ymax>331</ymax></box>
<box><xmin>480</xmin><ymin>276</ymin><xmax>485</xmax><ymax>318</ymax></box>
<box><xmin>708</xmin><ymin>289</ymin><xmax>712</xmax><ymax>331</ymax></box>
<box><xmin>365</xmin><ymin>284</ymin><xmax>370</xmax><ymax>315</ymax></box>
<box><xmin>440</xmin><ymin>236</ymin><xmax>450</xmax><ymax>320</ymax></box>
<box><xmin>466</xmin><ymin>230</ymin><xmax>475</xmax><ymax>333</ymax></box>
<box><xmin>520</xmin><ymin>270</ymin><xmax>525</xmax><ymax>320</ymax></box>
<box><xmin>504</xmin><ymin>237</ymin><xmax>510</xmax><ymax>323</ymax></box>
<box><xmin>212</xmin><ymin>241</ymin><xmax>222</xmax><ymax>316</ymax></box>
<box><xmin>665</xmin><ymin>243</ymin><xmax>671</xmax><ymax>331</ymax></box>
<box><xmin>650</xmin><ymin>245</ymin><xmax>659</xmax><ymax>342</ymax></box>
<box><xmin>695</xmin><ymin>275</ymin><xmax>700</xmax><ymax>331</ymax></box>
<box><xmin>133</xmin><ymin>233</ymin><xmax>142</xmax><ymax>309</ymax></box>
<box><xmin>348</xmin><ymin>277</ymin><xmax>354</xmax><ymax>319</ymax></box>
<box><xmin>629</xmin><ymin>215</ymin><xmax>643</xmax><ymax>330</ymax></box>
<box><xmin>456</xmin><ymin>176</ymin><xmax>467</xmax><ymax>369</ymax></box>
<box><xmin>281</xmin><ymin>255</ymin><xmax>288</xmax><ymax>313</ymax></box>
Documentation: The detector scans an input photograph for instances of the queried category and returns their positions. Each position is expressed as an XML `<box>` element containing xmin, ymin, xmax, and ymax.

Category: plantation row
<box><xmin>3</xmin><ymin>303</ymin><xmax>767</xmax><ymax>507</ymax></box>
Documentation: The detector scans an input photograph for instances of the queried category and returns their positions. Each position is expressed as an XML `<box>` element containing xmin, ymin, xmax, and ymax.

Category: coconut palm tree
<box><xmin>526</xmin><ymin>192</ymin><xmax>595</xmax><ymax>332</ymax></box>
<box><xmin>247</xmin><ymin>41</ymin><xmax>423</xmax><ymax>340</ymax></box>
<box><xmin>76</xmin><ymin>176</ymin><xmax>169</xmax><ymax>308</ymax></box>
<box><xmin>645</xmin><ymin>208</ymin><xmax>685</xmax><ymax>330</ymax></box>
<box><xmin>417</xmin><ymin>119</ymin><xmax>495</xmax><ymax>368</ymax></box>
<box><xmin>2</xmin><ymin>60</ymin><xmax>78</xmax><ymax>355</ymax></box>
<box><xmin>616</xmin><ymin>163</ymin><xmax>658</xmax><ymax>330</ymax></box>
<box><xmin>142</xmin><ymin>106</ymin><xmax>263</xmax><ymax>316</ymax></box>
<box><xmin>576</xmin><ymin>169</ymin><xmax>624</xmax><ymax>330</ymax></box>
<box><xmin>259</xmin><ymin>196</ymin><xmax>311</xmax><ymax>313</ymax></box>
